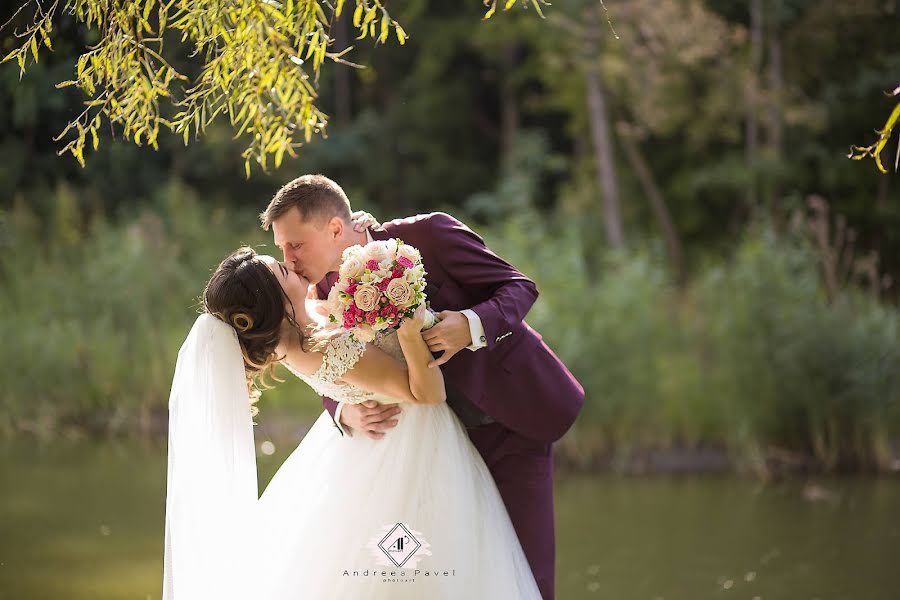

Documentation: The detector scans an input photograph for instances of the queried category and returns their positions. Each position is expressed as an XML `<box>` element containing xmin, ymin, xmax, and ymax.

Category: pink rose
<box><xmin>392</xmin><ymin>268</ymin><xmax>405</xmax><ymax>278</ymax></box>
<box><xmin>366</xmin><ymin>259</ymin><xmax>380</xmax><ymax>271</ymax></box>
<box><xmin>366</xmin><ymin>310</ymin><xmax>379</xmax><ymax>325</ymax></box>
<box><xmin>396</xmin><ymin>256</ymin><xmax>414</xmax><ymax>269</ymax></box>
<box><xmin>346</xmin><ymin>282</ymin><xmax>358</xmax><ymax>294</ymax></box>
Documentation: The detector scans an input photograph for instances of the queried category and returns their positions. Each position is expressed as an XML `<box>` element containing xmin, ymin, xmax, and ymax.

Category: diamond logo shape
<box><xmin>377</xmin><ymin>522</ymin><xmax>422</xmax><ymax>568</ymax></box>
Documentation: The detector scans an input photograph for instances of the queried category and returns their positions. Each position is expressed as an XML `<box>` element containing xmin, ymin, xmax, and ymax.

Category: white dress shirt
<box><xmin>332</xmin><ymin>228</ymin><xmax>487</xmax><ymax>436</ymax></box>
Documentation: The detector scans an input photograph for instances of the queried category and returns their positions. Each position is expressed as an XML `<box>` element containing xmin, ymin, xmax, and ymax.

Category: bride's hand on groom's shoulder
<box><xmin>350</xmin><ymin>210</ymin><xmax>379</xmax><ymax>231</ymax></box>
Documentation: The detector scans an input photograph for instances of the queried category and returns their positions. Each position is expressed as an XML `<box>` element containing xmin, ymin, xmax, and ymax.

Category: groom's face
<box><xmin>271</xmin><ymin>207</ymin><xmax>344</xmax><ymax>284</ymax></box>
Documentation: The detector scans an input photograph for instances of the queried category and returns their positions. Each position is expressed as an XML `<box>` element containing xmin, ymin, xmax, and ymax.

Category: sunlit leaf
<box><xmin>5</xmin><ymin>0</ymin><xmax>543</xmax><ymax>171</ymax></box>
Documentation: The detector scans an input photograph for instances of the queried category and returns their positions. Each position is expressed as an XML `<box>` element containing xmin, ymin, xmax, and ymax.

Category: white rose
<box><xmin>339</xmin><ymin>254</ymin><xmax>366</xmax><ymax>280</ymax></box>
<box><xmin>396</xmin><ymin>243</ymin><xmax>421</xmax><ymax>265</ymax></box>
<box><xmin>385</xmin><ymin>277</ymin><xmax>415</xmax><ymax>309</ymax></box>
<box><xmin>354</xmin><ymin>324</ymin><xmax>377</xmax><ymax>343</ymax></box>
<box><xmin>353</xmin><ymin>283</ymin><xmax>380</xmax><ymax>312</ymax></box>
<box><xmin>342</xmin><ymin>244</ymin><xmax>362</xmax><ymax>259</ymax></box>
<box><xmin>326</xmin><ymin>285</ymin><xmax>344</xmax><ymax>314</ymax></box>
<box><xmin>365</xmin><ymin>240</ymin><xmax>394</xmax><ymax>264</ymax></box>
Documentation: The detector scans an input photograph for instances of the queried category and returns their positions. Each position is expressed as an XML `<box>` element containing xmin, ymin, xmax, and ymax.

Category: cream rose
<box><xmin>339</xmin><ymin>254</ymin><xmax>366</xmax><ymax>280</ymax></box>
<box><xmin>353</xmin><ymin>283</ymin><xmax>380</xmax><ymax>312</ymax></box>
<box><xmin>385</xmin><ymin>277</ymin><xmax>415</xmax><ymax>309</ymax></box>
<box><xmin>396</xmin><ymin>243</ymin><xmax>421</xmax><ymax>265</ymax></box>
<box><xmin>365</xmin><ymin>240</ymin><xmax>394</xmax><ymax>264</ymax></box>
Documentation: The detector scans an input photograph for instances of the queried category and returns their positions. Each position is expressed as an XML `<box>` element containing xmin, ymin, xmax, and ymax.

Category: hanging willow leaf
<box><xmin>849</xmin><ymin>95</ymin><xmax>900</xmax><ymax>174</ymax></box>
<box><xmin>3</xmin><ymin>0</ymin><xmax>542</xmax><ymax>174</ymax></box>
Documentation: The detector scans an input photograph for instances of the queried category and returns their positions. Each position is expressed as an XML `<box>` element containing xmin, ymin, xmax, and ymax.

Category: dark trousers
<box><xmin>468</xmin><ymin>422</ymin><xmax>556</xmax><ymax>600</ymax></box>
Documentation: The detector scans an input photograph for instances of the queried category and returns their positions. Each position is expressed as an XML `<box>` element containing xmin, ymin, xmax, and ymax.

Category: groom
<box><xmin>261</xmin><ymin>174</ymin><xmax>584</xmax><ymax>600</ymax></box>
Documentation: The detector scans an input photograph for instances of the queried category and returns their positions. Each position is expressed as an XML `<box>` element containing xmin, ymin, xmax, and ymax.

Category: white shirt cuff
<box><xmin>460</xmin><ymin>309</ymin><xmax>487</xmax><ymax>351</ymax></box>
<box><xmin>333</xmin><ymin>401</ymin><xmax>350</xmax><ymax>437</ymax></box>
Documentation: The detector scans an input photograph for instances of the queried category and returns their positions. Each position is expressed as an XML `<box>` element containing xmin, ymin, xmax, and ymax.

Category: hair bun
<box><xmin>231</xmin><ymin>312</ymin><xmax>254</xmax><ymax>332</ymax></box>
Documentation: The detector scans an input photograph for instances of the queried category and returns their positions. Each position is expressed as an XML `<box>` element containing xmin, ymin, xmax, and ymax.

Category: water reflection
<box><xmin>1</xmin><ymin>438</ymin><xmax>898</xmax><ymax>599</ymax></box>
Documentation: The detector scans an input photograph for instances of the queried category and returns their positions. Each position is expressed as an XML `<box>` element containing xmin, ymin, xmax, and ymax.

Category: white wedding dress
<box><xmin>244</xmin><ymin>330</ymin><xmax>543</xmax><ymax>599</ymax></box>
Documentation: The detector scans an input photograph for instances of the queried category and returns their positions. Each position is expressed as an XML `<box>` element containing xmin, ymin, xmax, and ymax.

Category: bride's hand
<box><xmin>398</xmin><ymin>304</ymin><xmax>428</xmax><ymax>337</ymax></box>
<box><xmin>350</xmin><ymin>210</ymin><xmax>380</xmax><ymax>232</ymax></box>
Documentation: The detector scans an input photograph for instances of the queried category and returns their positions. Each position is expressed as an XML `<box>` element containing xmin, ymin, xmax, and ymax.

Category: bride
<box><xmin>162</xmin><ymin>246</ymin><xmax>542</xmax><ymax>599</ymax></box>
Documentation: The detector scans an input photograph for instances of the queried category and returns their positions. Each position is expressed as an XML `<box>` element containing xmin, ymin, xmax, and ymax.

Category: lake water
<box><xmin>1</xmin><ymin>436</ymin><xmax>897</xmax><ymax>599</ymax></box>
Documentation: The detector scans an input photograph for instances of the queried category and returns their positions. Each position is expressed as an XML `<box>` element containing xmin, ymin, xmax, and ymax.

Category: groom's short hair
<box><xmin>260</xmin><ymin>174</ymin><xmax>352</xmax><ymax>230</ymax></box>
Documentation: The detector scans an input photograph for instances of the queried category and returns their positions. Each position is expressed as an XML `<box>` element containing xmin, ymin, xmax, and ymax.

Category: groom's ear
<box><xmin>325</xmin><ymin>216</ymin><xmax>347</xmax><ymax>240</ymax></box>
<box><xmin>327</xmin><ymin>215</ymin><xmax>345</xmax><ymax>240</ymax></box>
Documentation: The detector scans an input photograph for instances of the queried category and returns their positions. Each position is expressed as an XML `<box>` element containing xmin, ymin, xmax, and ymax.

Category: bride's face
<box><xmin>259</xmin><ymin>255</ymin><xmax>310</xmax><ymax>316</ymax></box>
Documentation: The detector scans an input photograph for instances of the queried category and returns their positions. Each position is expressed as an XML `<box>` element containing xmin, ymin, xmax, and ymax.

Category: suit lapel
<box><xmin>315</xmin><ymin>271</ymin><xmax>340</xmax><ymax>301</ymax></box>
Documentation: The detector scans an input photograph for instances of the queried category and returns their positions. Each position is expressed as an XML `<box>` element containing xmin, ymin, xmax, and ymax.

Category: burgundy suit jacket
<box><xmin>316</xmin><ymin>212</ymin><xmax>584</xmax><ymax>443</ymax></box>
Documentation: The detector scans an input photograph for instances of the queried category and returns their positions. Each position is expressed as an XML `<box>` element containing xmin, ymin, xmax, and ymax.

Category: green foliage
<box><xmin>0</xmin><ymin>182</ymin><xmax>322</xmax><ymax>438</ymax></box>
<box><xmin>1</xmin><ymin>0</ymin><xmax>899</xmax><ymax>473</ymax></box>
<box><xmin>465</xmin><ymin>138</ymin><xmax>900</xmax><ymax>472</ymax></box>
<box><xmin>693</xmin><ymin>220</ymin><xmax>900</xmax><ymax>470</ymax></box>
<box><xmin>481</xmin><ymin>207</ymin><xmax>899</xmax><ymax>472</ymax></box>
<box><xmin>1</xmin><ymin>168</ymin><xmax>897</xmax><ymax>473</ymax></box>
<box><xmin>1</xmin><ymin>0</ymin><xmax>532</xmax><ymax>173</ymax></box>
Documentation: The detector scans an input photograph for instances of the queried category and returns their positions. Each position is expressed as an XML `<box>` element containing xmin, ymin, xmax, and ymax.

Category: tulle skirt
<box><xmin>243</xmin><ymin>402</ymin><xmax>542</xmax><ymax>599</ymax></box>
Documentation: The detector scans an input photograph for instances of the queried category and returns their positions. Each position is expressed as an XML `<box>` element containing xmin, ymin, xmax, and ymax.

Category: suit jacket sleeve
<box><xmin>428</xmin><ymin>213</ymin><xmax>538</xmax><ymax>347</ymax></box>
<box><xmin>322</xmin><ymin>396</ymin><xmax>344</xmax><ymax>435</ymax></box>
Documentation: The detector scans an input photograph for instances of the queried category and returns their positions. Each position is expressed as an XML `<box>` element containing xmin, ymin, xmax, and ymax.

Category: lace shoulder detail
<box><xmin>283</xmin><ymin>332</ymin><xmax>373</xmax><ymax>405</ymax></box>
<box><xmin>315</xmin><ymin>332</ymin><xmax>367</xmax><ymax>385</ymax></box>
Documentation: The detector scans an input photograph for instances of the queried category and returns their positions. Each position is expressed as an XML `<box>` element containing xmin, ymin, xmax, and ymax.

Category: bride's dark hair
<box><xmin>202</xmin><ymin>246</ymin><xmax>304</xmax><ymax>417</ymax></box>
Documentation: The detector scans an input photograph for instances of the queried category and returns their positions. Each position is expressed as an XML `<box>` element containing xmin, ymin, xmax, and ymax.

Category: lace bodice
<box><xmin>282</xmin><ymin>330</ymin><xmax>405</xmax><ymax>405</ymax></box>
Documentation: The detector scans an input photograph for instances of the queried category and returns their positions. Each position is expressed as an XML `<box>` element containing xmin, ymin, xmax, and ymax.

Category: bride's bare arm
<box><xmin>340</xmin><ymin>306</ymin><xmax>446</xmax><ymax>405</ymax></box>
<box><xmin>280</xmin><ymin>306</ymin><xmax>446</xmax><ymax>405</ymax></box>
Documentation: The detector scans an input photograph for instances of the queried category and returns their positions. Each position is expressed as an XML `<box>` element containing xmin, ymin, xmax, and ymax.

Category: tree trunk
<box><xmin>499</xmin><ymin>43</ymin><xmax>520</xmax><ymax>163</ymax></box>
<box><xmin>585</xmin><ymin>9</ymin><xmax>625</xmax><ymax>249</ymax></box>
<box><xmin>333</xmin><ymin>13</ymin><xmax>352</xmax><ymax>126</ymax></box>
<box><xmin>745</xmin><ymin>0</ymin><xmax>763</xmax><ymax>209</ymax></box>
<box><xmin>766</xmin><ymin>2</ymin><xmax>784</xmax><ymax>209</ymax></box>
<box><xmin>617</xmin><ymin>122</ymin><xmax>685</xmax><ymax>283</ymax></box>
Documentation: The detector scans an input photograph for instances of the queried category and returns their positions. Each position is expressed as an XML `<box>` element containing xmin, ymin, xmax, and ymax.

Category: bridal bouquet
<box><xmin>327</xmin><ymin>238</ymin><xmax>436</xmax><ymax>343</ymax></box>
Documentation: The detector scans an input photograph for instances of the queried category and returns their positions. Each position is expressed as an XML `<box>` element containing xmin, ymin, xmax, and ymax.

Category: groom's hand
<box><xmin>340</xmin><ymin>400</ymin><xmax>400</xmax><ymax>440</ymax></box>
<box><xmin>424</xmin><ymin>311</ymin><xmax>472</xmax><ymax>368</ymax></box>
